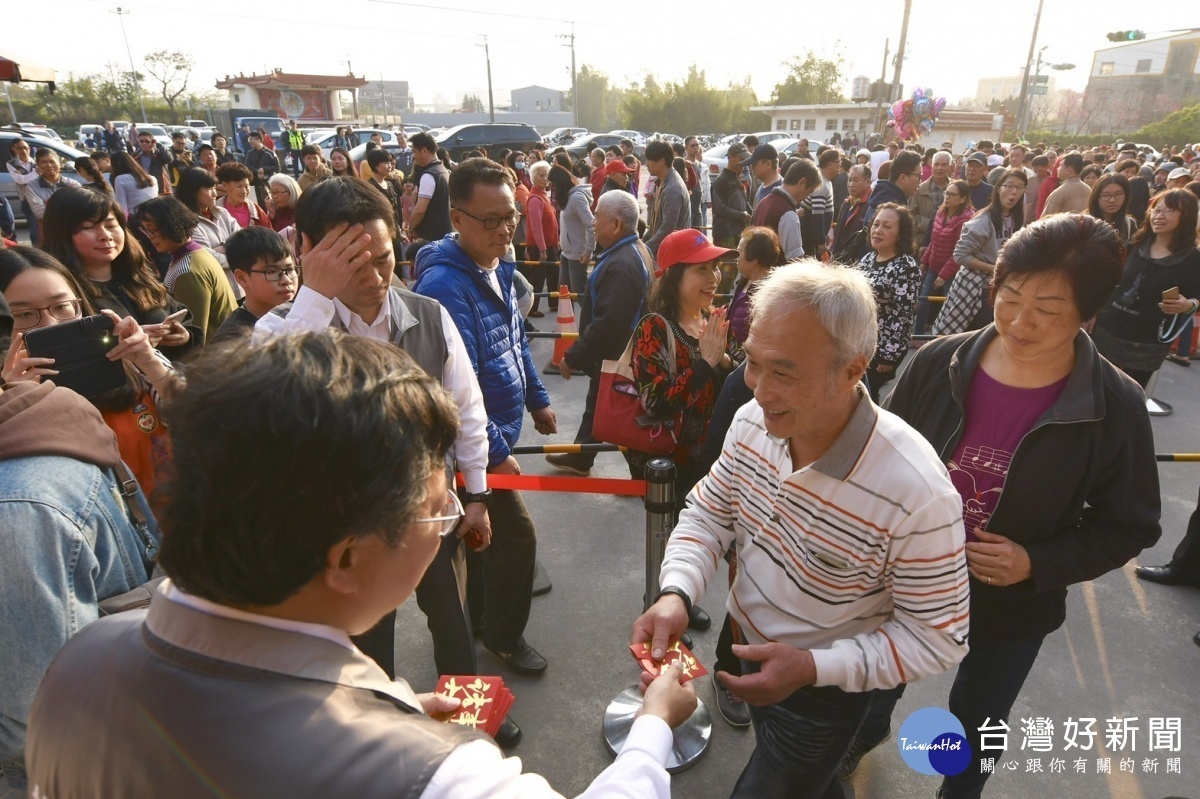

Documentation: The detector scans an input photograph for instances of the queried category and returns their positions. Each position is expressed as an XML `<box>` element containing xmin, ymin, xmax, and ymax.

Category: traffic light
<box><xmin>1107</xmin><ymin>30</ymin><xmax>1146</xmax><ymax>42</ymax></box>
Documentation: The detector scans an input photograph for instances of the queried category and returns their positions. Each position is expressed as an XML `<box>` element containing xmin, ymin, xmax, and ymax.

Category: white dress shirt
<box><xmin>255</xmin><ymin>286</ymin><xmax>490</xmax><ymax>493</ymax></box>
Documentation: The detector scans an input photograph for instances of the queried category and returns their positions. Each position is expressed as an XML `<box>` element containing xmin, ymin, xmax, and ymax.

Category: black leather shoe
<box><xmin>1135</xmin><ymin>565</ymin><xmax>1200</xmax><ymax>587</ymax></box>
<box><xmin>496</xmin><ymin>716</ymin><xmax>522</xmax><ymax>748</ymax></box>
<box><xmin>681</xmin><ymin>631</ymin><xmax>694</xmax><ymax>650</ymax></box>
<box><xmin>1194</xmin><ymin>630</ymin><xmax>1200</xmax><ymax>648</ymax></box>
<box><xmin>688</xmin><ymin>604</ymin><xmax>712</xmax><ymax>632</ymax></box>
<box><xmin>486</xmin><ymin>639</ymin><xmax>548</xmax><ymax>676</ymax></box>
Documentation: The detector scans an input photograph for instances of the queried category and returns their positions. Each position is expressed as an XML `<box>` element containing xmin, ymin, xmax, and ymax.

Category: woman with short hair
<box><xmin>877</xmin><ymin>213</ymin><xmax>1161</xmax><ymax>798</ymax></box>
<box><xmin>266</xmin><ymin>173</ymin><xmax>301</xmax><ymax>232</ymax></box>
<box><xmin>856</xmin><ymin>202</ymin><xmax>921</xmax><ymax>400</ymax></box>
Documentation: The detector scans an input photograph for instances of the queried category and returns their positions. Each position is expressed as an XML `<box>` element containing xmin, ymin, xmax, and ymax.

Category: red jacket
<box><xmin>921</xmin><ymin>206</ymin><xmax>971</xmax><ymax>280</ymax></box>
<box><xmin>525</xmin><ymin>186</ymin><xmax>559</xmax><ymax>252</ymax></box>
<box><xmin>1035</xmin><ymin>162</ymin><xmax>1059</xmax><ymax>219</ymax></box>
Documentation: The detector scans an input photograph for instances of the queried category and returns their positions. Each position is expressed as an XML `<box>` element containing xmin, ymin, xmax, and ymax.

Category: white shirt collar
<box><xmin>333</xmin><ymin>291</ymin><xmax>392</xmax><ymax>338</ymax></box>
<box><xmin>163</xmin><ymin>580</ymin><xmax>356</xmax><ymax>651</ymax></box>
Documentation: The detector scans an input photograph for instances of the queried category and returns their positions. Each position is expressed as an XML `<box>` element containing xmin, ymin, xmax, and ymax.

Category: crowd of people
<box><xmin>1</xmin><ymin>118</ymin><xmax>1199</xmax><ymax>799</ymax></box>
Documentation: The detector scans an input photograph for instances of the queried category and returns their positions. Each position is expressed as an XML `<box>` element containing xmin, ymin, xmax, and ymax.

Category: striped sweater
<box><xmin>660</xmin><ymin>391</ymin><xmax>969</xmax><ymax>692</ymax></box>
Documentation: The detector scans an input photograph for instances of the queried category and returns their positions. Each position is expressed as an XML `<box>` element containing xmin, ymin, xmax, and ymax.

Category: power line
<box><xmin>367</xmin><ymin>0</ymin><xmax>621</xmax><ymax>29</ymax></box>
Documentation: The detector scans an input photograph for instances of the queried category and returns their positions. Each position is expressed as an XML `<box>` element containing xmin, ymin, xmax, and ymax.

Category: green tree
<box><xmin>770</xmin><ymin>51</ymin><xmax>847</xmax><ymax>106</ymax></box>
<box><xmin>569</xmin><ymin>64</ymin><xmax>625</xmax><ymax>131</ymax></box>
<box><xmin>1134</xmin><ymin>104</ymin><xmax>1200</xmax><ymax>145</ymax></box>
<box><xmin>143</xmin><ymin>50</ymin><xmax>193</xmax><ymax>116</ymax></box>
<box><xmin>461</xmin><ymin>94</ymin><xmax>484</xmax><ymax>113</ymax></box>
<box><xmin>616</xmin><ymin>66</ymin><xmax>766</xmax><ymax>134</ymax></box>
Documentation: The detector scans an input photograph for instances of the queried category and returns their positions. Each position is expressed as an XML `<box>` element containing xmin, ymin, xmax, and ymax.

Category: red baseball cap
<box><xmin>655</xmin><ymin>229</ymin><xmax>734</xmax><ymax>277</ymax></box>
<box><xmin>605</xmin><ymin>159</ymin><xmax>636</xmax><ymax>175</ymax></box>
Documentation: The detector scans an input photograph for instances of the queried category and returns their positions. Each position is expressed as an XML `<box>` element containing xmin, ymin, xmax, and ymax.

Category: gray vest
<box><xmin>274</xmin><ymin>287</ymin><xmax>448</xmax><ymax>379</ymax></box>
<box><xmin>28</xmin><ymin>597</ymin><xmax>488</xmax><ymax>798</ymax></box>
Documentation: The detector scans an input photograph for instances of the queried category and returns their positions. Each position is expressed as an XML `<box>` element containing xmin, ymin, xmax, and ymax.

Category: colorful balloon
<box><xmin>934</xmin><ymin>97</ymin><xmax>947</xmax><ymax>115</ymax></box>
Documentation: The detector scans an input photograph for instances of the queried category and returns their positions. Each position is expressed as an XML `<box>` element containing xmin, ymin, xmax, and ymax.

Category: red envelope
<box><xmin>436</xmin><ymin>675</ymin><xmax>512</xmax><ymax>736</ymax></box>
<box><xmin>629</xmin><ymin>640</ymin><xmax>708</xmax><ymax>684</ymax></box>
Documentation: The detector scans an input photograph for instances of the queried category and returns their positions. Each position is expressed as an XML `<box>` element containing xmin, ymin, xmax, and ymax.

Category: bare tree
<box><xmin>143</xmin><ymin>50</ymin><xmax>193</xmax><ymax>117</ymax></box>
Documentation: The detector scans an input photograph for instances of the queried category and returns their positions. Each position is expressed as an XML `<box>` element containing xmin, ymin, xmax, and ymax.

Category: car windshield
<box><xmin>140</xmin><ymin>126</ymin><xmax>167</xmax><ymax>135</ymax></box>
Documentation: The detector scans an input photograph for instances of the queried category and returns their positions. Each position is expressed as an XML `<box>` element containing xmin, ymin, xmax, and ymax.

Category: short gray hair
<box><xmin>268</xmin><ymin>173</ymin><xmax>301</xmax><ymax>206</ymax></box>
<box><xmin>932</xmin><ymin>150</ymin><xmax>953</xmax><ymax>165</ymax></box>
<box><xmin>595</xmin><ymin>189</ymin><xmax>639</xmax><ymax>234</ymax></box>
<box><xmin>529</xmin><ymin>160</ymin><xmax>551</xmax><ymax>182</ymax></box>
<box><xmin>750</xmin><ymin>261</ymin><xmax>877</xmax><ymax>368</ymax></box>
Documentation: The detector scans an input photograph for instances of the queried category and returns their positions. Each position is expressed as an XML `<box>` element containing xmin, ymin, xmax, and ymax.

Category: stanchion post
<box><xmin>602</xmin><ymin>457</ymin><xmax>711</xmax><ymax>773</ymax></box>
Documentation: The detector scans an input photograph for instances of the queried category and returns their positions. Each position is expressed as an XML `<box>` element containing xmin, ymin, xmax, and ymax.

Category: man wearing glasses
<box><xmin>135</xmin><ymin>132</ymin><xmax>172</xmax><ymax>194</ymax></box>
<box><xmin>414</xmin><ymin>158</ymin><xmax>557</xmax><ymax>691</ymax></box>
<box><xmin>253</xmin><ymin>177</ymin><xmax>524</xmax><ymax>745</ymax></box>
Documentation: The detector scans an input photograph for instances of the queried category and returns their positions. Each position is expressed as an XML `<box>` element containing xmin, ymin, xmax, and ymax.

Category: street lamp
<box><xmin>110</xmin><ymin>7</ymin><xmax>148</xmax><ymax>123</ymax></box>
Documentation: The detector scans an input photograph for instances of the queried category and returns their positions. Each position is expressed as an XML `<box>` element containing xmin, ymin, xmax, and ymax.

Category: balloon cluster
<box><xmin>887</xmin><ymin>87</ymin><xmax>947</xmax><ymax>141</ymax></box>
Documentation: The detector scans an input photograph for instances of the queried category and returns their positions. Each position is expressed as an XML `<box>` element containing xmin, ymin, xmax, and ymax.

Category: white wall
<box><xmin>1091</xmin><ymin>35</ymin><xmax>1200</xmax><ymax>78</ymax></box>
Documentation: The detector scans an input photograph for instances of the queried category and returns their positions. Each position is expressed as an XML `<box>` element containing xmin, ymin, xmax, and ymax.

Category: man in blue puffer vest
<box><xmin>414</xmin><ymin>158</ymin><xmax>557</xmax><ymax>680</ymax></box>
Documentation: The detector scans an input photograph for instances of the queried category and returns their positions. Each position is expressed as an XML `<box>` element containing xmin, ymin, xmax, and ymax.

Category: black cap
<box><xmin>966</xmin><ymin>152</ymin><xmax>989</xmax><ymax>166</ymax></box>
<box><xmin>750</xmin><ymin>143</ymin><xmax>778</xmax><ymax>163</ymax></box>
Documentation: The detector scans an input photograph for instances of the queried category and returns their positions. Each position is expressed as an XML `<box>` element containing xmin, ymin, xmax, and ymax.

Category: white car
<box><xmin>136</xmin><ymin>124</ymin><xmax>173</xmax><ymax>149</ymax></box>
<box><xmin>608</xmin><ymin>130</ymin><xmax>647</xmax><ymax>147</ymax></box>
<box><xmin>700</xmin><ymin>138</ymin><xmax>800</xmax><ymax>182</ymax></box>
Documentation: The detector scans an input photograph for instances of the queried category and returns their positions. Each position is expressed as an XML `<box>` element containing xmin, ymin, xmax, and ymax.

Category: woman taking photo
<box><xmin>0</xmin><ymin>245</ymin><xmax>176</xmax><ymax>498</ymax></box>
<box><xmin>329</xmin><ymin>147</ymin><xmax>357</xmax><ymax>179</ymax></box>
<box><xmin>524</xmin><ymin>161</ymin><xmax>559</xmax><ymax>318</ymax></box>
<box><xmin>879</xmin><ymin>213</ymin><xmax>1160</xmax><ymax>799</ymax></box>
<box><xmin>915</xmin><ymin>178</ymin><xmax>971</xmax><ymax>334</ymax></box>
<box><xmin>856</xmin><ymin>202</ymin><xmax>921</xmax><ymax>400</ymax></box>
<box><xmin>39</xmin><ymin>187</ymin><xmax>197</xmax><ymax>361</ymax></box>
<box><xmin>726</xmin><ymin>226</ymin><xmax>784</xmax><ymax>349</ymax></box>
<box><xmin>110</xmin><ymin>151</ymin><xmax>158</xmax><ymax>216</ymax></box>
<box><xmin>1091</xmin><ymin>188</ymin><xmax>1200</xmax><ymax>386</ymax></box>
<box><xmin>1086</xmin><ymin>173</ymin><xmax>1137</xmax><ymax>243</ymax></box>
<box><xmin>137</xmin><ymin>196</ymin><xmax>238</xmax><ymax>346</ymax></box>
<box><xmin>933</xmin><ymin>168</ymin><xmax>1027</xmax><ymax>336</ymax></box>
<box><xmin>549</xmin><ymin>163</ymin><xmax>595</xmax><ymax>299</ymax></box>
<box><xmin>266</xmin><ymin>173</ymin><xmax>301</xmax><ymax>232</ymax></box>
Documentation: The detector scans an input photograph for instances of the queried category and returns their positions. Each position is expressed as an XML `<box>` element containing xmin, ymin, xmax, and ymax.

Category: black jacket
<box><xmin>564</xmin><ymin>235</ymin><xmax>650</xmax><ymax>373</ymax></box>
<box><xmin>244</xmin><ymin>147</ymin><xmax>279</xmax><ymax>185</ymax></box>
<box><xmin>864</xmin><ymin>178</ymin><xmax>910</xmax><ymax>227</ymax></box>
<box><xmin>883</xmin><ymin>327</ymin><xmax>1161</xmax><ymax>642</ymax></box>
<box><xmin>710</xmin><ymin>168</ymin><xmax>750</xmax><ymax>241</ymax></box>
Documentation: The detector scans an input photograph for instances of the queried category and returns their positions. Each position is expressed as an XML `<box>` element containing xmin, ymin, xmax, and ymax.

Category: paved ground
<box><xmin>393</xmin><ymin>317</ymin><xmax>1200</xmax><ymax>799</ymax></box>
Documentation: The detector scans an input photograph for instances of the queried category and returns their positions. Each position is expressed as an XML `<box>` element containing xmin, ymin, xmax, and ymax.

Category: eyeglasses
<box><xmin>412</xmin><ymin>489</ymin><xmax>465</xmax><ymax>537</ymax></box>
<box><xmin>12</xmin><ymin>299</ymin><xmax>83</xmax><ymax>330</ymax></box>
<box><xmin>456</xmin><ymin>208</ymin><xmax>522</xmax><ymax>230</ymax></box>
<box><xmin>999</xmin><ymin>184</ymin><xmax>1026</xmax><ymax>192</ymax></box>
<box><xmin>250</xmin><ymin>266</ymin><xmax>300</xmax><ymax>283</ymax></box>
<box><xmin>1099</xmin><ymin>192</ymin><xmax>1125</xmax><ymax>201</ymax></box>
<box><xmin>944</xmin><ymin>191</ymin><xmax>962</xmax><ymax>199</ymax></box>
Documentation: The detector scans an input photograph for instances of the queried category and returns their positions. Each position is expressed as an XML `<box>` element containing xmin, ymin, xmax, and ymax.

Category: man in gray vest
<box><xmin>251</xmin><ymin>177</ymin><xmax>526</xmax><ymax>743</ymax></box>
<box><xmin>406</xmin><ymin>131</ymin><xmax>452</xmax><ymax>260</ymax></box>
<box><xmin>26</xmin><ymin>331</ymin><xmax>698</xmax><ymax>797</ymax></box>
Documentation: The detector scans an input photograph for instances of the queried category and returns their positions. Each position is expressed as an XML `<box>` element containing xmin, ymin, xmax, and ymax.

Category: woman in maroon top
<box><xmin>726</xmin><ymin>226</ymin><xmax>784</xmax><ymax>353</ymax></box>
<box><xmin>524</xmin><ymin>161</ymin><xmax>559</xmax><ymax>317</ymax></box>
<box><xmin>915</xmin><ymin>179</ymin><xmax>971</xmax><ymax>334</ymax></box>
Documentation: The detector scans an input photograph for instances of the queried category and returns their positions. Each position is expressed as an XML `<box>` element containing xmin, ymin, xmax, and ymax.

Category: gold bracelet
<box><xmin>146</xmin><ymin>370</ymin><xmax>173</xmax><ymax>383</ymax></box>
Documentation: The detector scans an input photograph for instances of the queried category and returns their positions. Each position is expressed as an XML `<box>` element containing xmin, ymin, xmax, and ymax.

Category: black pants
<box><xmin>464</xmin><ymin>488</ymin><xmax>537</xmax><ymax>653</ymax></box>
<box><xmin>352</xmin><ymin>532</ymin><xmax>477</xmax><ymax>679</ymax></box>
<box><xmin>1166</xmin><ymin>484</ymin><xmax>1200</xmax><ymax>577</ymax></box>
<box><xmin>570</xmin><ymin>374</ymin><xmax>602</xmax><ymax>468</ymax></box>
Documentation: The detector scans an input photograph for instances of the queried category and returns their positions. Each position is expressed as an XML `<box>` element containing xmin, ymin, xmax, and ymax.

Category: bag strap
<box><xmin>113</xmin><ymin>461</ymin><xmax>158</xmax><ymax>562</ymax></box>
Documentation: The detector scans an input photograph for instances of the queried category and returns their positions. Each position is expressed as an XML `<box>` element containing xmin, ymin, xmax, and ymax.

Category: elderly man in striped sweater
<box><xmin>632</xmin><ymin>262</ymin><xmax>970</xmax><ymax>799</ymax></box>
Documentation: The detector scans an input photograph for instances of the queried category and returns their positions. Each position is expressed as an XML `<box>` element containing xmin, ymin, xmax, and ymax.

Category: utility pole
<box><xmin>380</xmin><ymin>74</ymin><xmax>388</xmax><ymax>126</ymax></box>
<box><xmin>4</xmin><ymin>83</ymin><xmax>17</xmax><ymax>125</ymax></box>
<box><xmin>874</xmin><ymin>38</ymin><xmax>890</xmax><ymax>137</ymax></box>
<box><xmin>341</xmin><ymin>57</ymin><xmax>359</xmax><ymax>121</ymax></box>
<box><xmin>559</xmin><ymin>24</ymin><xmax>577</xmax><ymax>127</ymax></box>
<box><xmin>478</xmin><ymin>36</ymin><xmax>495</xmax><ymax>122</ymax></box>
<box><xmin>1015</xmin><ymin>0</ymin><xmax>1046</xmax><ymax>138</ymax></box>
<box><xmin>111</xmin><ymin>7</ymin><xmax>148</xmax><ymax>123</ymax></box>
<box><xmin>890</xmin><ymin>0</ymin><xmax>913</xmax><ymax>104</ymax></box>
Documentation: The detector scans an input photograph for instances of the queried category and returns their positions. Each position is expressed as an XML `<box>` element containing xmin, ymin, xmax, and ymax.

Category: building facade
<box><xmin>358</xmin><ymin>80</ymin><xmax>413</xmax><ymax>122</ymax></box>
<box><xmin>510</xmin><ymin>85</ymin><xmax>566</xmax><ymax>113</ymax></box>
<box><xmin>1084</xmin><ymin>30</ymin><xmax>1200</xmax><ymax>132</ymax></box>
<box><xmin>749</xmin><ymin>103</ymin><xmax>1002</xmax><ymax>152</ymax></box>
<box><xmin>215</xmin><ymin>70</ymin><xmax>368</xmax><ymax>122</ymax></box>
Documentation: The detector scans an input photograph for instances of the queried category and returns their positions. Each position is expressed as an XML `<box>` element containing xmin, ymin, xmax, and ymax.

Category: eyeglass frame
<box><xmin>249</xmin><ymin>265</ymin><xmax>301</xmax><ymax>283</ymax></box>
<box><xmin>412</xmin><ymin>488</ymin><xmax>465</xmax><ymax>538</ymax></box>
<box><xmin>455</xmin><ymin>207</ymin><xmax>522</xmax><ymax>230</ymax></box>
<box><xmin>11</xmin><ymin>299</ymin><xmax>84</xmax><ymax>330</ymax></box>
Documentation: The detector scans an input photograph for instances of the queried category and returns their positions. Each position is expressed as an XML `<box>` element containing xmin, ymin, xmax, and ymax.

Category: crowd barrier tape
<box><xmin>1156</xmin><ymin>454</ymin><xmax>1200</xmax><ymax>462</ymax></box>
<box><xmin>455</xmin><ymin>471</ymin><xmax>648</xmax><ymax>497</ymax></box>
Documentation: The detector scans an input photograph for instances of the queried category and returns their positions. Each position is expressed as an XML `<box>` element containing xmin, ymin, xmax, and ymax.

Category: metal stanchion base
<box><xmin>1147</xmin><ymin>397</ymin><xmax>1173</xmax><ymax>416</ymax></box>
<box><xmin>602</xmin><ymin>688</ymin><xmax>711</xmax><ymax>773</ymax></box>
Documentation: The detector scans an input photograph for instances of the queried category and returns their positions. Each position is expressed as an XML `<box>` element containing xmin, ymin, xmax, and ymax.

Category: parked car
<box><xmin>700</xmin><ymin>138</ymin><xmax>800</xmax><ymax>182</ymax></box>
<box><xmin>545</xmin><ymin>127</ymin><xmax>588</xmax><ymax>145</ymax></box>
<box><xmin>136</xmin><ymin>124</ymin><xmax>173</xmax><ymax>149</ymax></box>
<box><xmin>0</xmin><ymin>131</ymin><xmax>87</xmax><ymax>208</ymax></box>
<box><xmin>564</xmin><ymin>133</ymin><xmax>645</xmax><ymax>162</ymax></box>
<box><xmin>433</xmin><ymin>123</ymin><xmax>542</xmax><ymax>162</ymax></box>
<box><xmin>319</xmin><ymin>128</ymin><xmax>399</xmax><ymax>157</ymax></box>
<box><xmin>608</xmin><ymin>130</ymin><xmax>647</xmax><ymax>146</ymax></box>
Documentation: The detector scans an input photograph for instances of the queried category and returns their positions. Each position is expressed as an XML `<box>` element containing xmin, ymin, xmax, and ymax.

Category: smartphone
<box><xmin>160</xmin><ymin>309</ymin><xmax>188</xmax><ymax>326</ymax></box>
<box><xmin>23</xmin><ymin>314</ymin><xmax>126</xmax><ymax>399</ymax></box>
<box><xmin>1162</xmin><ymin>287</ymin><xmax>1181</xmax><ymax>301</ymax></box>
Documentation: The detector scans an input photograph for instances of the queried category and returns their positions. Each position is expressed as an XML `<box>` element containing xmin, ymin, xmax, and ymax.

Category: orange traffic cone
<box><xmin>544</xmin><ymin>284</ymin><xmax>577</xmax><ymax>375</ymax></box>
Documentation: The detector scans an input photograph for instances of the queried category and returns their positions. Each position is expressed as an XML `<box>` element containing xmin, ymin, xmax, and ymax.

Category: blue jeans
<box><xmin>731</xmin><ymin>681</ymin><xmax>876</xmax><ymax>799</ymax></box>
<box><xmin>938</xmin><ymin>636</ymin><xmax>1045</xmax><ymax>799</ymax></box>
<box><xmin>1174</xmin><ymin>317</ymin><xmax>1194</xmax><ymax>357</ymax></box>
<box><xmin>914</xmin><ymin>269</ymin><xmax>944</xmax><ymax>335</ymax></box>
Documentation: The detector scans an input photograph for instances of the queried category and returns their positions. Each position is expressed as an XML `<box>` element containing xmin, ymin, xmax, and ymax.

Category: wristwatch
<box><xmin>655</xmin><ymin>587</ymin><xmax>693</xmax><ymax>614</ymax></box>
<box><xmin>462</xmin><ymin>489</ymin><xmax>493</xmax><ymax>506</ymax></box>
